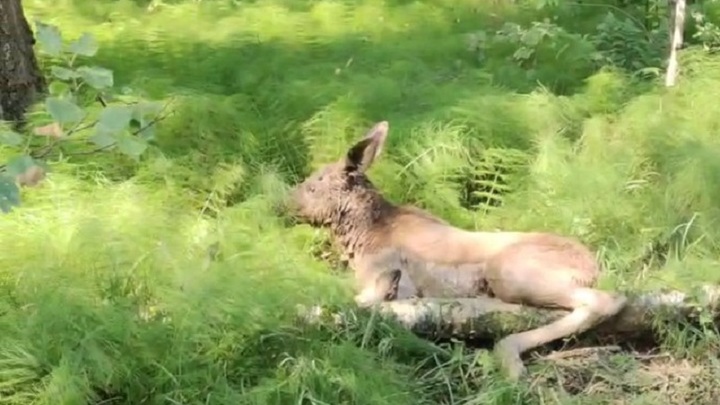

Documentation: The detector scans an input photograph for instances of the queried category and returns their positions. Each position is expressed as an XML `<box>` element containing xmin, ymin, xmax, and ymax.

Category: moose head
<box><xmin>284</xmin><ymin>121</ymin><xmax>390</xmax><ymax>227</ymax></box>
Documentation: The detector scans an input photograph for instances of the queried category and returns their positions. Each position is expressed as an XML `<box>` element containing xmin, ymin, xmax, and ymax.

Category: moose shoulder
<box><xmin>284</xmin><ymin>121</ymin><xmax>628</xmax><ymax>380</ymax></box>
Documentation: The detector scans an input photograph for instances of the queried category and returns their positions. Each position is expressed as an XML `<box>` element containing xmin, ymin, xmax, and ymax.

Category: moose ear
<box><xmin>344</xmin><ymin>121</ymin><xmax>389</xmax><ymax>173</ymax></box>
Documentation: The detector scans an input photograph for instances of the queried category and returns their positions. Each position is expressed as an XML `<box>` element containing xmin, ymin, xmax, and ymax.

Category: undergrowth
<box><xmin>3</xmin><ymin>0</ymin><xmax>720</xmax><ymax>403</ymax></box>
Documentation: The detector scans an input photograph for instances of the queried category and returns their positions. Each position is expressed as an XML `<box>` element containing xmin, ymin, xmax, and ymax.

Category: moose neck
<box><xmin>327</xmin><ymin>187</ymin><xmax>395</xmax><ymax>259</ymax></box>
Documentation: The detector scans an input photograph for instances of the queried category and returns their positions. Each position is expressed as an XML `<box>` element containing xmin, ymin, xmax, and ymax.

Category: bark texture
<box><xmin>301</xmin><ymin>285</ymin><xmax>720</xmax><ymax>344</ymax></box>
<box><xmin>0</xmin><ymin>0</ymin><xmax>46</xmax><ymax>123</ymax></box>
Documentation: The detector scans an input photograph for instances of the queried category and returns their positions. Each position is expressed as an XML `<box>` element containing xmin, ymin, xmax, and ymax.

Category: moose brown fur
<box><xmin>285</xmin><ymin>121</ymin><xmax>628</xmax><ymax>380</ymax></box>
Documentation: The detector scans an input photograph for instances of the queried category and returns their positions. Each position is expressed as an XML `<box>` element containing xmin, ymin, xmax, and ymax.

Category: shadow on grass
<box><xmin>27</xmin><ymin>0</ymin><xmax>651</xmax><ymax>216</ymax></box>
<box><xmin>80</xmin><ymin>14</ymin><xmax>603</xmax><ymax>185</ymax></box>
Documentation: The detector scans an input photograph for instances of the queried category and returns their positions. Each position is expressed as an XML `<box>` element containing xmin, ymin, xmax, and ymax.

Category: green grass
<box><xmin>4</xmin><ymin>0</ymin><xmax>720</xmax><ymax>403</ymax></box>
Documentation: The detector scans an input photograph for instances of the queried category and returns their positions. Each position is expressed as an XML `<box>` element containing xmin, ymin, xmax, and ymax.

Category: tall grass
<box><xmin>3</xmin><ymin>0</ymin><xmax>720</xmax><ymax>402</ymax></box>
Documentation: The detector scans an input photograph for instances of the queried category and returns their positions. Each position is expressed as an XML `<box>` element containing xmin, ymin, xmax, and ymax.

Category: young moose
<box><xmin>285</xmin><ymin>121</ymin><xmax>628</xmax><ymax>380</ymax></box>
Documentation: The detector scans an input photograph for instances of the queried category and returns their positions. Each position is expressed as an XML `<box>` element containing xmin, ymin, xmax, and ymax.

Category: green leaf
<box><xmin>48</xmin><ymin>81</ymin><xmax>71</xmax><ymax>96</ymax></box>
<box><xmin>0</xmin><ymin>176</ymin><xmax>20</xmax><ymax>213</ymax></box>
<box><xmin>89</xmin><ymin>130</ymin><xmax>116</xmax><ymax>149</ymax></box>
<box><xmin>97</xmin><ymin>105</ymin><xmax>132</xmax><ymax>134</ymax></box>
<box><xmin>9</xmin><ymin>157</ymin><xmax>48</xmax><ymax>188</ymax></box>
<box><xmin>68</xmin><ymin>32</ymin><xmax>98</xmax><ymax>57</ymax></box>
<box><xmin>133</xmin><ymin>101</ymin><xmax>164</xmax><ymax>117</ymax></box>
<box><xmin>45</xmin><ymin>97</ymin><xmax>85</xmax><ymax>125</ymax></box>
<box><xmin>34</xmin><ymin>21</ymin><xmax>63</xmax><ymax>56</ymax></box>
<box><xmin>50</xmin><ymin>66</ymin><xmax>78</xmax><ymax>80</ymax></box>
<box><xmin>0</xmin><ymin>131</ymin><xmax>24</xmax><ymax>147</ymax></box>
<box><xmin>76</xmin><ymin>66</ymin><xmax>113</xmax><ymax>90</ymax></box>
<box><xmin>522</xmin><ymin>29</ymin><xmax>543</xmax><ymax>47</ymax></box>
<box><xmin>513</xmin><ymin>46</ymin><xmax>534</xmax><ymax>61</ymax></box>
<box><xmin>117</xmin><ymin>135</ymin><xmax>148</xmax><ymax>158</ymax></box>
<box><xmin>5</xmin><ymin>155</ymin><xmax>38</xmax><ymax>178</ymax></box>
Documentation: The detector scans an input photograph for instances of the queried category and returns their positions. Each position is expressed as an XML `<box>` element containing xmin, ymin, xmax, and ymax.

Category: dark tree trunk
<box><xmin>0</xmin><ymin>0</ymin><xmax>46</xmax><ymax>124</ymax></box>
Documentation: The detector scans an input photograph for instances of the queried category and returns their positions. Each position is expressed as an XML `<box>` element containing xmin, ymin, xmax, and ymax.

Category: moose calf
<box><xmin>284</xmin><ymin>121</ymin><xmax>628</xmax><ymax>380</ymax></box>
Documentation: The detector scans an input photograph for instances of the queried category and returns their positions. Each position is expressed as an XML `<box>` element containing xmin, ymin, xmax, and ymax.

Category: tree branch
<box><xmin>59</xmin><ymin>104</ymin><xmax>173</xmax><ymax>158</ymax></box>
<box><xmin>0</xmin><ymin>99</ymin><xmax>174</xmax><ymax>174</ymax></box>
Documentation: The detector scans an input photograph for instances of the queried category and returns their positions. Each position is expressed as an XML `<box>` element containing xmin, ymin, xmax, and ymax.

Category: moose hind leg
<box><xmin>494</xmin><ymin>287</ymin><xmax>627</xmax><ymax>380</ymax></box>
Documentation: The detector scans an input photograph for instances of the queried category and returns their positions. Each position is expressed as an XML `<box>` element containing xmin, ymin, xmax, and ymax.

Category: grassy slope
<box><xmin>2</xmin><ymin>0</ymin><xmax>720</xmax><ymax>403</ymax></box>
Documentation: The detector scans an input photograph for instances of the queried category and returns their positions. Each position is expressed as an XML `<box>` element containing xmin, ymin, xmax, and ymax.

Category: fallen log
<box><xmin>300</xmin><ymin>285</ymin><xmax>720</xmax><ymax>343</ymax></box>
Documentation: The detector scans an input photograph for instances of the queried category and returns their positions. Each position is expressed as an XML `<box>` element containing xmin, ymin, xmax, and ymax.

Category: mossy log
<box><xmin>301</xmin><ymin>285</ymin><xmax>720</xmax><ymax>343</ymax></box>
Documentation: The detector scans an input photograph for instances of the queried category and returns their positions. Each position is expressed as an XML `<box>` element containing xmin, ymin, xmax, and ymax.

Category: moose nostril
<box><xmin>274</xmin><ymin>206</ymin><xmax>297</xmax><ymax>227</ymax></box>
<box><xmin>273</xmin><ymin>199</ymin><xmax>289</xmax><ymax>216</ymax></box>
<box><xmin>280</xmin><ymin>213</ymin><xmax>298</xmax><ymax>227</ymax></box>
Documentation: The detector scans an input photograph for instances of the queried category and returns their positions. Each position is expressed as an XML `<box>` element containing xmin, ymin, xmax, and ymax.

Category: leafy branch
<box><xmin>0</xmin><ymin>21</ymin><xmax>170</xmax><ymax>213</ymax></box>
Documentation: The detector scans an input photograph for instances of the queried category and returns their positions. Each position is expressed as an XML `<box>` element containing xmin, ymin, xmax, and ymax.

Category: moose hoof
<box><xmin>494</xmin><ymin>338</ymin><xmax>527</xmax><ymax>381</ymax></box>
<box><xmin>354</xmin><ymin>293</ymin><xmax>381</xmax><ymax>309</ymax></box>
<box><xmin>354</xmin><ymin>294</ymin><xmax>370</xmax><ymax>308</ymax></box>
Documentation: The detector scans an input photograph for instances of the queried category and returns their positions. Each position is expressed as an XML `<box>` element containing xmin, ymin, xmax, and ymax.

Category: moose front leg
<box><xmin>354</xmin><ymin>269</ymin><xmax>403</xmax><ymax>308</ymax></box>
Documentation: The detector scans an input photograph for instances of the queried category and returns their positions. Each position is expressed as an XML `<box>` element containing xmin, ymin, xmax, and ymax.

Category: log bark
<box><xmin>0</xmin><ymin>0</ymin><xmax>46</xmax><ymax>124</ymax></box>
<box><xmin>665</xmin><ymin>0</ymin><xmax>687</xmax><ymax>87</ymax></box>
<box><xmin>300</xmin><ymin>285</ymin><xmax>720</xmax><ymax>343</ymax></box>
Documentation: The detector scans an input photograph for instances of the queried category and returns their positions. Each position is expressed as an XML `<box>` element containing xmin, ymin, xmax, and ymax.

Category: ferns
<box><xmin>459</xmin><ymin>147</ymin><xmax>530</xmax><ymax>214</ymax></box>
<box><xmin>8</xmin><ymin>0</ymin><xmax>720</xmax><ymax>403</ymax></box>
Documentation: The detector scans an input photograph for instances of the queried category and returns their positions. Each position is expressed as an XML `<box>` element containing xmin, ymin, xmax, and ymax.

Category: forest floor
<box><xmin>2</xmin><ymin>0</ymin><xmax>720</xmax><ymax>403</ymax></box>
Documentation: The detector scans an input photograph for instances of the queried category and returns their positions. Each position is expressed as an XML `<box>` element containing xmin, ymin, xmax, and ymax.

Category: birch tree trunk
<box><xmin>665</xmin><ymin>0</ymin><xmax>687</xmax><ymax>87</ymax></box>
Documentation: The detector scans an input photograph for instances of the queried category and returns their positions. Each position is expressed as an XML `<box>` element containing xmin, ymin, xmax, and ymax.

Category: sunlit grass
<box><xmin>0</xmin><ymin>172</ymin><xmax>393</xmax><ymax>403</ymax></box>
<box><xmin>6</xmin><ymin>0</ymin><xmax>720</xmax><ymax>402</ymax></box>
